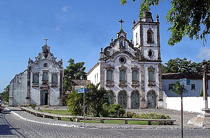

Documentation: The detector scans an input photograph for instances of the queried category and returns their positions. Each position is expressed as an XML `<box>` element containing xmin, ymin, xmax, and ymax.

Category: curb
<box><xmin>6</xmin><ymin>107</ymin><xmax>206</xmax><ymax>130</ymax></box>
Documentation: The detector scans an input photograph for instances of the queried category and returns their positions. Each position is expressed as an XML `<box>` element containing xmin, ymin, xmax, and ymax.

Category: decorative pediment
<box><xmin>28</xmin><ymin>40</ymin><xmax>63</xmax><ymax>68</ymax></box>
<box><xmin>101</xmin><ymin>33</ymin><xmax>141</xmax><ymax>61</ymax></box>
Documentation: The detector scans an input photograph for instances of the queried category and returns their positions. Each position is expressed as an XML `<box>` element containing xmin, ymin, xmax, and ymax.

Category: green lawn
<box><xmin>39</xmin><ymin>110</ymin><xmax>70</xmax><ymax>115</ymax></box>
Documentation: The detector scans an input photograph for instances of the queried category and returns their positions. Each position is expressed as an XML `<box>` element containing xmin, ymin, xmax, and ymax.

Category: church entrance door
<box><xmin>131</xmin><ymin>91</ymin><xmax>139</xmax><ymax>109</ymax></box>
<box><xmin>147</xmin><ymin>91</ymin><xmax>156</xmax><ymax>108</ymax></box>
<box><xmin>118</xmin><ymin>91</ymin><xmax>127</xmax><ymax>108</ymax></box>
<box><xmin>41</xmin><ymin>90</ymin><xmax>48</xmax><ymax>105</ymax></box>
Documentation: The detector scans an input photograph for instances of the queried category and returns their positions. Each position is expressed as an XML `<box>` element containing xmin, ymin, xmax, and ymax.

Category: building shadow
<box><xmin>0</xmin><ymin>110</ymin><xmax>23</xmax><ymax>137</ymax></box>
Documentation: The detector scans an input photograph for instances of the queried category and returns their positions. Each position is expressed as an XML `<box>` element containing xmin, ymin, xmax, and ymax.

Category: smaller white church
<box><xmin>87</xmin><ymin>11</ymin><xmax>163</xmax><ymax>109</ymax></box>
<box><xmin>9</xmin><ymin>40</ymin><xmax>64</xmax><ymax>106</ymax></box>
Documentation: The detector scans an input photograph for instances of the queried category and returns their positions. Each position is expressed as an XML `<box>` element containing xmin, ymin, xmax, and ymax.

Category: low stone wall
<box><xmin>165</xmin><ymin>97</ymin><xmax>210</xmax><ymax>113</ymax></box>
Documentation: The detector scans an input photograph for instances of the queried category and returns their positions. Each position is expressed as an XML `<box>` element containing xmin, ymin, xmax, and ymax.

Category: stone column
<box><xmin>127</xmin><ymin>95</ymin><xmax>131</xmax><ymax>109</ymax></box>
<box><xmin>99</xmin><ymin>62</ymin><xmax>105</xmax><ymax>88</ymax></box>
<box><xmin>140</xmin><ymin>65</ymin><xmax>147</xmax><ymax>108</ymax></box>
<box><xmin>158</xmin><ymin>63</ymin><xmax>163</xmax><ymax>108</ymax></box>
<box><xmin>59</xmin><ymin>69</ymin><xmax>64</xmax><ymax>105</ymax></box>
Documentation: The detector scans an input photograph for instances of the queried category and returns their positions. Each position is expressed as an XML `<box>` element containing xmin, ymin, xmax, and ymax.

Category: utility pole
<box><xmin>181</xmin><ymin>85</ymin><xmax>183</xmax><ymax>138</ymax></box>
<box><xmin>202</xmin><ymin>60</ymin><xmax>209</xmax><ymax>113</ymax></box>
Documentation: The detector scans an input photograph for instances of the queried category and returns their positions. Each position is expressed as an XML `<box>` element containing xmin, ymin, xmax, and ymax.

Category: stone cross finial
<box><xmin>119</xmin><ymin>19</ymin><xmax>124</xmax><ymax>30</ymax></box>
<box><xmin>44</xmin><ymin>38</ymin><xmax>48</xmax><ymax>45</ymax></box>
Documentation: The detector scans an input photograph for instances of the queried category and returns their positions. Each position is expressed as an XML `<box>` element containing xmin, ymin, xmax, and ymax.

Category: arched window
<box><xmin>131</xmin><ymin>91</ymin><xmax>140</xmax><ymax>109</ymax></box>
<box><xmin>108</xmin><ymin>91</ymin><xmax>115</xmax><ymax>105</ymax></box>
<box><xmin>147</xmin><ymin>29</ymin><xmax>154</xmax><ymax>43</ymax></box>
<box><xmin>118</xmin><ymin>91</ymin><xmax>127</xmax><ymax>108</ymax></box>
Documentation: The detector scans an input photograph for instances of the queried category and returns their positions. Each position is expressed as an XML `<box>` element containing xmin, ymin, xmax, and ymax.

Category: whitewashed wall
<box><xmin>164</xmin><ymin>96</ymin><xmax>210</xmax><ymax>113</ymax></box>
<box><xmin>9</xmin><ymin>70</ymin><xmax>27</xmax><ymax>106</ymax></box>
<box><xmin>87</xmin><ymin>64</ymin><xmax>100</xmax><ymax>86</ymax></box>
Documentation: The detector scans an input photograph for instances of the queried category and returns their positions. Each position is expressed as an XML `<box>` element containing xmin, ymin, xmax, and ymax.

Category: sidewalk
<box><xmin>5</xmin><ymin>107</ymin><xmax>203</xmax><ymax>130</ymax></box>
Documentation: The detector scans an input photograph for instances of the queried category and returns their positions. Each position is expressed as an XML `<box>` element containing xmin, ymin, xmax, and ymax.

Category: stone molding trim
<box><xmin>140</xmin><ymin>65</ymin><xmax>145</xmax><ymax>100</ymax></box>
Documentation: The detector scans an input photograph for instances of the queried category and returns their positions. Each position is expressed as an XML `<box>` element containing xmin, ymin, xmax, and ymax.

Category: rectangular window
<box><xmin>132</xmin><ymin>70</ymin><xmax>138</xmax><ymax>81</ymax></box>
<box><xmin>52</xmin><ymin>74</ymin><xmax>57</xmax><ymax>84</ymax></box>
<box><xmin>148</xmin><ymin>70</ymin><xmax>154</xmax><ymax>82</ymax></box>
<box><xmin>43</xmin><ymin>72</ymin><xmax>48</xmax><ymax>81</ymax></box>
<box><xmin>169</xmin><ymin>84</ymin><xmax>174</xmax><ymax>90</ymax></box>
<box><xmin>191</xmin><ymin>84</ymin><xmax>195</xmax><ymax>90</ymax></box>
<box><xmin>33</xmin><ymin>73</ymin><xmax>39</xmax><ymax>83</ymax></box>
<box><xmin>120</xmin><ymin>70</ymin><xmax>125</xmax><ymax>82</ymax></box>
<box><xmin>107</xmin><ymin>70</ymin><xmax>113</xmax><ymax>81</ymax></box>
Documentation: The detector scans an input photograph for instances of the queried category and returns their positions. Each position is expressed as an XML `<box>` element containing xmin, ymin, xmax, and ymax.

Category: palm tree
<box><xmin>170</xmin><ymin>80</ymin><xmax>187</xmax><ymax>138</ymax></box>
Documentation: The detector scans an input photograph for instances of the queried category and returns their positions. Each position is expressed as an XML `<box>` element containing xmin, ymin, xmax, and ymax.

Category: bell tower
<box><xmin>132</xmin><ymin>10</ymin><xmax>161</xmax><ymax>61</ymax></box>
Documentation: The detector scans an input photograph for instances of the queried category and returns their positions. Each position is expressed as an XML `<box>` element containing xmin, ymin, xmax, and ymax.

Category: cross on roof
<box><xmin>44</xmin><ymin>38</ymin><xmax>48</xmax><ymax>45</ymax></box>
<box><xmin>119</xmin><ymin>19</ymin><xmax>124</xmax><ymax>30</ymax></box>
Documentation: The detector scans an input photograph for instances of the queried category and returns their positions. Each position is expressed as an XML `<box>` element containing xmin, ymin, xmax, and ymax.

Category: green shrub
<box><xmin>30</xmin><ymin>104</ymin><xmax>37</xmax><ymax>109</ymax></box>
<box><xmin>108</xmin><ymin>104</ymin><xmax>125</xmax><ymax>118</ymax></box>
<box><xmin>44</xmin><ymin>105</ymin><xmax>49</xmax><ymax>109</ymax></box>
<box><xmin>124</xmin><ymin>111</ymin><xmax>136</xmax><ymax>118</ymax></box>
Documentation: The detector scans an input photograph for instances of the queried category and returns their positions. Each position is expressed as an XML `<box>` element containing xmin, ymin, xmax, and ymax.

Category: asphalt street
<box><xmin>0</xmin><ymin>108</ymin><xmax>210</xmax><ymax>138</ymax></box>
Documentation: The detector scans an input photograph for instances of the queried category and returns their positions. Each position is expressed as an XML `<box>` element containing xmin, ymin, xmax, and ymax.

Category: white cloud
<box><xmin>55</xmin><ymin>6</ymin><xmax>75</xmax><ymax>31</ymax></box>
<box><xmin>197</xmin><ymin>47</ymin><xmax>210</xmax><ymax>59</ymax></box>
<box><xmin>62</xmin><ymin>6</ymin><xmax>70</xmax><ymax>12</ymax></box>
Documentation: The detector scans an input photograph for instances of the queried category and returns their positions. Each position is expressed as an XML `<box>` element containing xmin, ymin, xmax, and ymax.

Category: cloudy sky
<box><xmin>0</xmin><ymin>0</ymin><xmax>209</xmax><ymax>92</ymax></box>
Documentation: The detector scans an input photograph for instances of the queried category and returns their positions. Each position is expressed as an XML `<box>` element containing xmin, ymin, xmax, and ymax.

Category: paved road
<box><xmin>0</xmin><ymin>109</ymin><xmax>210</xmax><ymax>138</ymax></box>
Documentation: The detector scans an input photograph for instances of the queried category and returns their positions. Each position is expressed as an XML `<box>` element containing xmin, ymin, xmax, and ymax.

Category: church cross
<box><xmin>44</xmin><ymin>38</ymin><xmax>48</xmax><ymax>45</ymax></box>
<box><xmin>119</xmin><ymin>19</ymin><xmax>124</xmax><ymax>30</ymax></box>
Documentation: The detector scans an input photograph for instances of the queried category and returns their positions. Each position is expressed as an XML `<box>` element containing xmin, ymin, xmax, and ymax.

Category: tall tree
<box><xmin>63</xmin><ymin>58</ymin><xmax>87</xmax><ymax>92</ymax></box>
<box><xmin>121</xmin><ymin>0</ymin><xmax>210</xmax><ymax>46</ymax></box>
<box><xmin>86</xmin><ymin>83</ymin><xmax>109</xmax><ymax>117</ymax></box>
<box><xmin>0</xmin><ymin>85</ymin><xmax>9</xmax><ymax>102</ymax></box>
<box><xmin>162</xmin><ymin>58</ymin><xmax>210</xmax><ymax>74</ymax></box>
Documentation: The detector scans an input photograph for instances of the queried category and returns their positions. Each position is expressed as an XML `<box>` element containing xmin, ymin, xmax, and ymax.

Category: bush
<box><xmin>108</xmin><ymin>104</ymin><xmax>125</xmax><ymax>118</ymax></box>
<box><xmin>30</xmin><ymin>104</ymin><xmax>37</xmax><ymax>109</ymax></box>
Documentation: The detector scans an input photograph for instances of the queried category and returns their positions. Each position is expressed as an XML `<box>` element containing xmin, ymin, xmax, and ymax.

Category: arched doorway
<box><xmin>147</xmin><ymin>91</ymin><xmax>156</xmax><ymax>108</ymax></box>
<box><xmin>118</xmin><ymin>91</ymin><xmax>127</xmax><ymax>108</ymax></box>
<box><xmin>41</xmin><ymin>90</ymin><xmax>48</xmax><ymax>105</ymax></box>
<box><xmin>108</xmin><ymin>91</ymin><xmax>115</xmax><ymax>105</ymax></box>
<box><xmin>131</xmin><ymin>91</ymin><xmax>140</xmax><ymax>109</ymax></box>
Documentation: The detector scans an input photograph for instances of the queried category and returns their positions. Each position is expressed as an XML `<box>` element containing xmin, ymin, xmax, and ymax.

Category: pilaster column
<box><xmin>140</xmin><ymin>65</ymin><xmax>147</xmax><ymax>108</ymax></box>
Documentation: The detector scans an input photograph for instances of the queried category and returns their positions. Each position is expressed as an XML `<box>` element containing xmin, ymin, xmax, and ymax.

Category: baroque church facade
<box><xmin>9</xmin><ymin>40</ymin><xmax>63</xmax><ymax>106</ymax></box>
<box><xmin>87</xmin><ymin>11</ymin><xmax>163</xmax><ymax>109</ymax></box>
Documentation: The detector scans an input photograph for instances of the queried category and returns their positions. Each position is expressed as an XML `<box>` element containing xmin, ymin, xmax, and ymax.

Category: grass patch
<box><xmin>38</xmin><ymin>110</ymin><xmax>170</xmax><ymax>125</ymax></box>
<box><xmin>40</xmin><ymin>110</ymin><xmax>70</xmax><ymax>115</ymax></box>
<box><xmin>80</xmin><ymin>120</ymin><xmax>150</xmax><ymax>125</ymax></box>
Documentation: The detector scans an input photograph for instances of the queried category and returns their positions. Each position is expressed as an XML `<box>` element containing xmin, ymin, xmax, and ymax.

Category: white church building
<box><xmin>87</xmin><ymin>11</ymin><xmax>163</xmax><ymax>109</ymax></box>
<box><xmin>9</xmin><ymin>40</ymin><xmax>64</xmax><ymax>106</ymax></box>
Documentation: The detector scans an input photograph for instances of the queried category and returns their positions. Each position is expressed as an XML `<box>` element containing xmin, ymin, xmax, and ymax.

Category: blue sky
<box><xmin>0</xmin><ymin>0</ymin><xmax>209</xmax><ymax>92</ymax></box>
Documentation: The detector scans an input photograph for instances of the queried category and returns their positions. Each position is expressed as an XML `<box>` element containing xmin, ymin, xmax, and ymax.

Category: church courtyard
<box><xmin>0</xmin><ymin>106</ymin><xmax>207</xmax><ymax>138</ymax></box>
